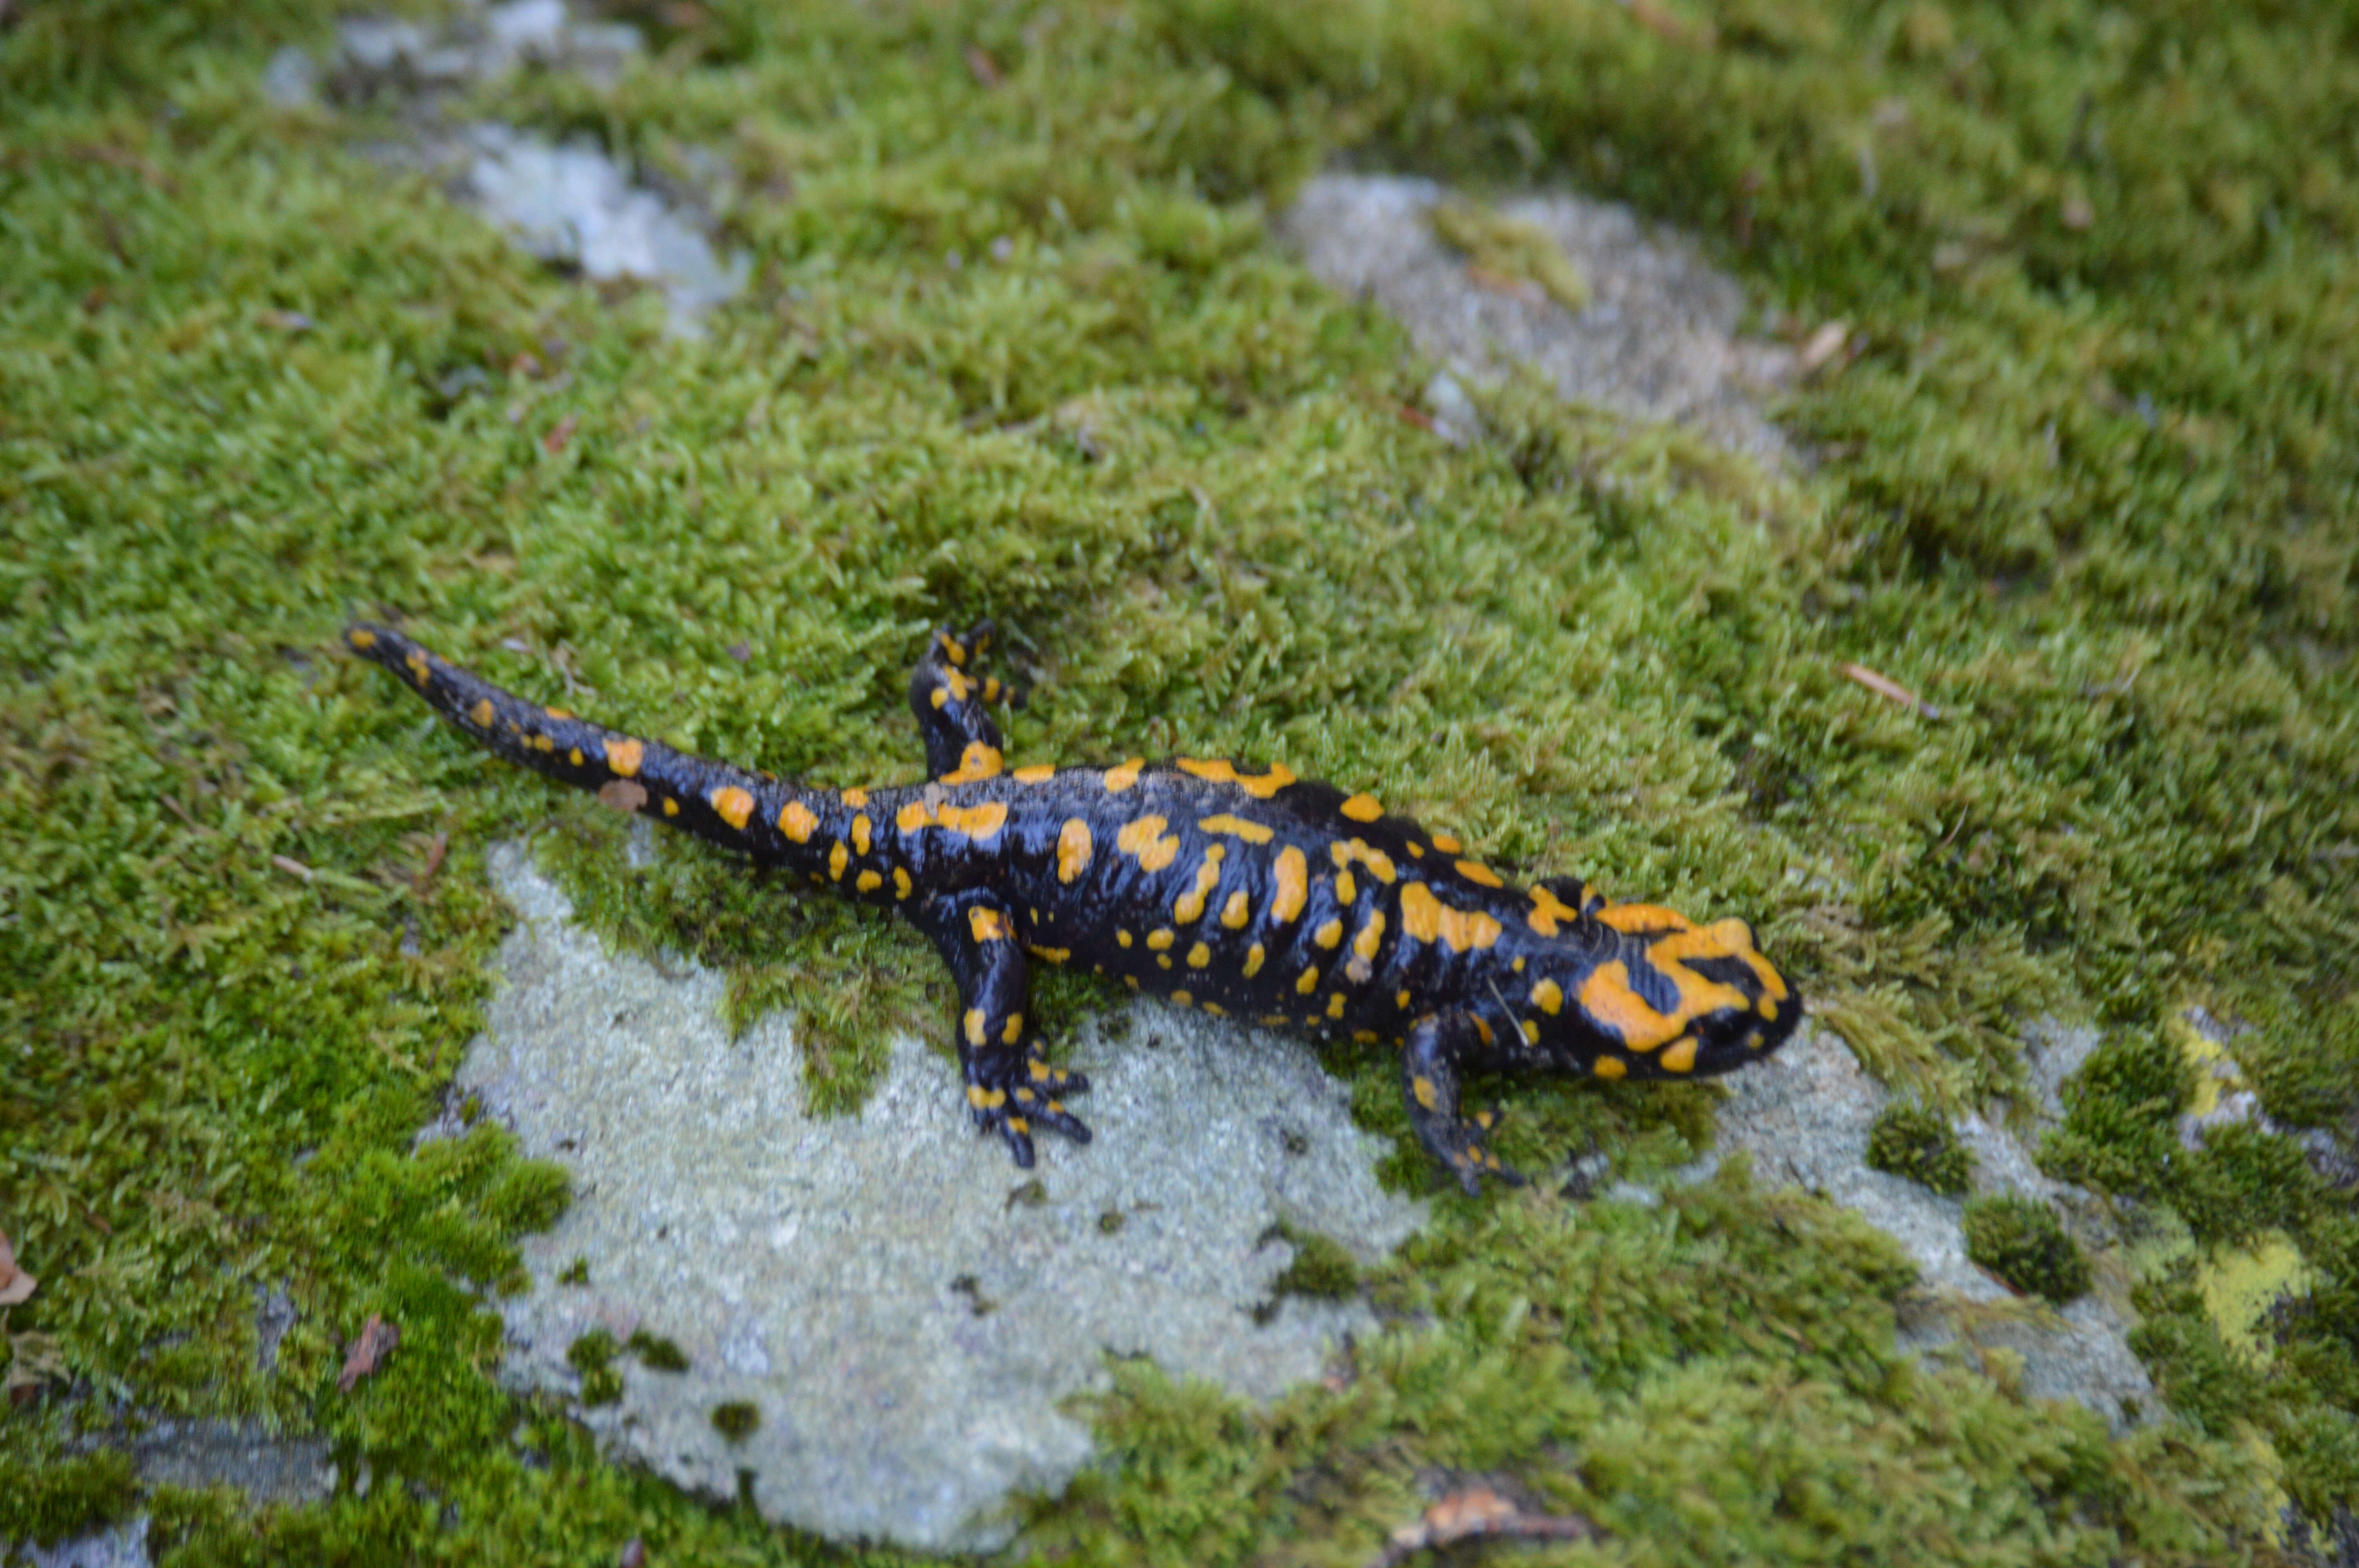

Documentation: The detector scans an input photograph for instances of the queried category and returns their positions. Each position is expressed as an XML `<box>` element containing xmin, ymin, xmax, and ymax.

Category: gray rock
<box><xmin>19</xmin><ymin>1518</ymin><xmax>148</xmax><ymax>1568</ymax></box>
<box><xmin>460</xmin><ymin>843</ymin><xmax>1425</xmax><ymax>1551</ymax></box>
<box><xmin>1278</xmin><ymin>174</ymin><xmax>1796</xmax><ymax>463</ymax></box>
<box><xmin>1666</xmin><ymin>1024</ymin><xmax>2155</xmax><ymax>1433</ymax></box>
<box><xmin>261</xmin><ymin>46</ymin><xmax>320</xmax><ymax>111</ymax></box>
<box><xmin>129</xmin><ymin>1419</ymin><xmax>334</xmax><ymax>1508</ymax></box>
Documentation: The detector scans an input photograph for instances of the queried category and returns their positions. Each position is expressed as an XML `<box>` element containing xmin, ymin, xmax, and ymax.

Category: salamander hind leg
<box><xmin>910</xmin><ymin>887</ymin><xmax>1090</xmax><ymax>1167</ymax></box>
<box><xmin>1403</xmin><ymin>1013</ymin><xmax>1526</xmax><ymax>1196</ymax></box>
<box><xmin>907</xmin><ymin>621</ymin><xmax>1025</xmax><ymax>782</ymax></box>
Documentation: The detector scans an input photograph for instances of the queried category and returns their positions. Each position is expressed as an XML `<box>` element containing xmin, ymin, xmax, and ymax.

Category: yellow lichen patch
<box><xmin>894</xmin><ymin>867</ymin><xmax>912</xmax><ymax>899</ymax></box>
<box><xmin>963</xmin><ymin>1010</ymin><xmax>987</xmax><ymax>1047</ymax></box>
<box><xmin>1221</xmin><ymin>891</ymin><xmax>1250</xmax><ymax>929</ymax></box>
<box><xmin>1013</xmin><ymin>764</ymin><xmax>1056</xmax><ymax>784</ymax></box>
<box><xmin>1187</xmin><ymin>942</ymin><xmax>1211</xmax><ymax>968</ymax></box>
<box><xmin>1398</xmin><ymin>882</ymin><xmax>1503</xmax><ymax>952</ymax></box>
<box><xmin>1173</xmin><ymin>857</ymin><xmax>1222</xmax><ymax>922</ymax></box>
<box><xmin>1057</xmin><ymin>818</ymin><xmax>1093</xmax><ymax>883</ymax></box>
<box><xmin>1592</xmin><ymin>1056</ymin><xmax>1627</xmax><ymax>1081</ymax></box>
<box><xmin>1527</xmin><ymin>885</ymin><xmax>1579</xmax><ymax>936</ymax></box>
<box><xmin>348</xmin><ymin>628</ymin><xmax>377</xmax><ymax>649</ymax></box>
<box><xmin>1430</xmin><ymin>831</ymin><xmax>1462</xmax><ymax>854</ymax></box>
<box><xmin>1340</xmin><ymin>793</ymin><xmax>1383</xmax><ymax>822</ymax></box>
<box><xmin>1530</xmin><ymin>979</ymin><xmax>1564</xmax><ymax>1015</ymax></box>
<box><xmin>856</xmin><ymin>870</ymin><xmax>883</xmax><ymax>893</ymax></box>
<box><xmin>1352</xmin><ymin>912</ymin><xmax>1386</xmax><ymax>962</ymax></box>
<box><xmin>1271</xmin><ymin>846</ymin><xmax>1309</xmax><ymax>923</ymax></box>
<box><xmin>1314</xmin><ymin>918</ymin><xmax>1343</xmax><ymax>949</ymax></box>
<box><xmin>852</xmin><ymin>814</ymin><xmax>873</xmax><ymax>855</ymax></box>
<box><xmin>1147</xmin><ymin>928</ymin><xmax>1175</xmax><ymax>950</ymax></box>
<box><xmin>1455</xmin><ymin>859</ymin><xmax>1504</xmax><ymax>888</ymax></box>
<box><xmin>1176</xmin><ymin>757</ymin><xmax>1298</xmax><ymax>798</ymax></box>
<box><xmin>603</xmin><ymin>737</ymin><xmax>644</xmax><ymax>779</ymax></box>
<box><xmin>969</xmin><ymin>907</ymin><xmax>1012</xmax><ymax>943</ymax></box>
<box><xmin>469</xmin><ymin>698</ymin><xmax>495</xmax><ymax>728</ymax></box>
<box><xmin>1103</xmin><ymin>758</ymin><xmax>1143</xmax><ymax>791</ymax></box>
<box><xmin>709</xmin><ymin>786</ymin><xmax>755</xmax><ymax>830</ymax></box>
<box><xmin>1596</xmin><ymin>902</ymin><xmax>1696</xmax><ymax>935</ymax></box>
<box><xmin>1330</xmin><ymin>837</ymin><xmax>1398</xmax><ymax>883</ymax></box>
<box><xmin>1296</xmin><ymin>965</ymin><xmax>1320</xmax><ymax>995</ymax></box>
<box><xmin>777</xmin><ymin>799</ymin><xmax>820</xmax><ymax>842</ymax></box>
<box><xmin>1199</xmin><ymin>813</ymin><xmax>1274</xmax><ymax>844</ymax></box>
<box><xmin>1244</xmin><ymin>943</ymin><xmax>1265</xmax><ymax>977</ymax></box>
<box><xmin>828</xmin><ymin>842</ymin><xmax>849</xmax><ymax>880</ymax></box>
<box><xmin>1116</xmin><ymin>815</ymin><xmax>1180</xmax><ymax>872</ymax></box>
<box><xmin>1659</xmin><ymin>1038</ymin><xmax>1699</xmax><ymax>1073</ymax></box>
<box><xmin>405</xmin><ymin>649</ymin><xmax>431</xmax><ymax>684</ymax></box>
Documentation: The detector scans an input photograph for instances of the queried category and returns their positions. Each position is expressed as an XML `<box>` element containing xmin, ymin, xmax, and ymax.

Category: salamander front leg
<box><xmin>1403</xmin><ymin>1012</ymin><xmax>1525</xmax><ymax>1196</ymax></box>
<box><xmin>907</xmin><ymin>621</ymin><xmax>1025</xmax><ymax>782</ymax></box>
<box><xmin>911</xmin><ymin>888</ymin><xmax>1091</xmax><ymax>1167</ymax></box>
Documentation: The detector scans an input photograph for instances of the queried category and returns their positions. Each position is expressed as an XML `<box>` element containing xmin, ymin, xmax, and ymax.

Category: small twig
<box><xmin>271</xmin><ymin>853</ymin><xmax>314</xmax><ymax>883</ymax></box>
<box><xmin>1370</xmin><ymin>1486</ymin><xmax>1598</xmax><ymax>1568</ymax></box>
<box><xmin>1839</xmin><ymin>661</ymin><xmax>1942</xmax><ymax>719</ymax></box>
<box><xmin>160</xmin><ymin>795</ymin><xmax>217</xmax><ymax>836</ymax></box>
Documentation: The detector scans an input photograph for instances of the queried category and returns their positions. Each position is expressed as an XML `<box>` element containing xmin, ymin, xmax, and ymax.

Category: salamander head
<box><xmin>1513</xmin><ymin>898</ymin><xmax>1801</xmax><ymax>1080</ymax></box>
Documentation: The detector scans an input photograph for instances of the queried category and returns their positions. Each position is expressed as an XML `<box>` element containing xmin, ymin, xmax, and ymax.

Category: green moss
<box><xmin>1865</xmin><ymin>1102</ymin><xmax>1973</xmax><ymax>1196</ymax></box>
<box><xmin>0</xmin><ymin>1445</ymin><xmax>138</xmax><ymax>1548</ymax></box>
<box><xmin>626</xmin><ymin>1330</ymin><xmax>691</xmax><ymax>1373</ymax></box>
<box><xmin>711</xmin><ymin>1402</ymin><xmax>761</xmax><ymax>1443</ymax></box>
<box><xmin>567</xmin><ymin>1330</ymin><xmax>620</xmax><ymax>1377</ymax></box>
<box><xmin>1266</xmin><ymin>1225</ymin><xmax>1361</xmax><ymax>1301</ymax></box>
<box><xmin>1964</xmin><ymin>1196</ymin><xmax>2091</xmax><ymax>1305</ymax></box>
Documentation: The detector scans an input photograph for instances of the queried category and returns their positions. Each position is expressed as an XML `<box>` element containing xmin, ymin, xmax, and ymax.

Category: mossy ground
<box><xmin>4</xmin><ymin>0</ymin><xmax>2355</xmax><ymax>1561</ymax></box>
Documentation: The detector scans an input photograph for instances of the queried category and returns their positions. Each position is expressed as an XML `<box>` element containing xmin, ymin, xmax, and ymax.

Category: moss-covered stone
<box><xmin>626</xmin><ymin>1330</ymin><xmax>690</xmax><ymax>1374</ymax></box>
<box><xmin>1964</xmin><ymin>1196</ymin><xmax>2091</xmax><ymax>1305</ymax></box>
<box><xmin>1865</xmin><ymin>1103</ymin><xmax>1972</xmax><ymax>1196</ymax></box>
<box><xmin>711</xmin><ymin>1402</ymin><xmax>761</xmax><ymax>1443</ymax></box>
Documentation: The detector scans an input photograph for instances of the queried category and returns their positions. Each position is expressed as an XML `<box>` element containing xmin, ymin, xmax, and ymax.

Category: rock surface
<box><xmin>1672</xmin><ymin>1024</ymin><xmax>2156</xmax><ymax>1432</ymax></box>
<box><xmin>1278</xmin><ymin>173</ymin><xmax>1796</xmax><ymax>462</ymax></box>
<box><xmin>459</xmin><ymin>843</ymin><xmax>1425</xmax><ymax>1551</ymax></box>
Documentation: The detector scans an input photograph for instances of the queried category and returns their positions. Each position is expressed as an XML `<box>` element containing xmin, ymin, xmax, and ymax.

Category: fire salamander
<box><xmin>347</xmin><ymin>621</ymin><xmax>1800</xmax><ymax>1192</ymax></box>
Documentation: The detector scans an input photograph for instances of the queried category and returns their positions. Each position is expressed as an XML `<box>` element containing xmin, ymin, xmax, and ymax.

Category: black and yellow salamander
<box><xmin>347</xmin><ymin>621</ymin><xmax>1799</xmax><ymax>1192</ymax></box>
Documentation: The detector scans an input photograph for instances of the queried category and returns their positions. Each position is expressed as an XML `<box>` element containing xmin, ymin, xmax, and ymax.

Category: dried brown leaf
<box><xmin>338</xmin><ymin>1314</ymin><xmax>399</xmax><ymax>1393</ymax></box>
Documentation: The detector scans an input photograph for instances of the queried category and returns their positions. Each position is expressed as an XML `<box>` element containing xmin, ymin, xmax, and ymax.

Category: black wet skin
<box><xmin>347</xmin><ymin>621</ymin><xmax>1801</xmax><ymax>1192</ymax></box>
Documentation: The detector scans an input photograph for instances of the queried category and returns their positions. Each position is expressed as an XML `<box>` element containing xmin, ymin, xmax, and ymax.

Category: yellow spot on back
<box><xmin>1296</xmin><ymin>965</ymin><xmax>1320</xmax><ymax>995</ymax></box>
<box><xmin>1003</xmin><ymin>1014</ymin><xmax>1023</xmax><ymax>1045</ymax></box>
<box><xmin>1013</xmin><ymin>764</ymin><xmax>1056</xmax><ymax>784</ymax></box>
<box><xmin>568</xmin><ymin>747</ymin><xmax>584</xmax><ymax>766</ymax></box>
<box><xmin>1270</xmin><ymin>846</ymin><xmax>1308</xmax><ymax>923</ymax></box>
<box><xmin>1103</xmin><ymin>758</ymin><xmax>1143</xmax><ymax>791</ymax></box>
<box><xmin>1057</xmin><ymin>818</ymin><xmax>1093</xmax><ymax>883</ymax></box>
<box><xmin>1116</xmin><ymin>815</ymin><xmax>1180</xmax><ymax>872</ymax></box>
<box><xmin>779</xmin><ymin>800</ymin><xmax>819</xmax><ymax>842</ymax></box>
<box><xmin>1199</xmin><ymin>813</ymin><xmax>1274</xmax><ymax>844</ymax></box>
<box><xmin>1331</xmin><ymin>838</ymin><xmax>1397</xmax><ymax>883</ymax></box>
<box><xmin>1660</xmin><ymin>1037</ymin><xmax>1699</xmax><ymax>1073</ymax></box>
<box><xmin>1527</xmin><ymin>884</ymin><xmax>1579</xmax><ymax>936</ymax></box>
<box><xmin>1030</xmin><ymin>945</ymin><xmax>1070</xmax><ymax>964</ymax></box>
<box><xmin>828</xmin><ymin>841</ymin><xmax>849</xmax><ymax>880</ymax></box>
<box><xmin>348</xmin><ymin>628</ymin><xmax>377</xmax><ymax>649</ymax></box>
<box><xmin>969</xmin><ymin>907</ymin><xmax>1011</xmax><ymax>942</ymax></box>
<box><xmin>1326</xmin><ymin>992</ymin><xmax>1347</xmax><ymax>1019</ymax></box>
<box><xmin>1176</xmin><ymin>757</ymin><xmax>1298</xmax><ymax>799</ymax></box>
<box><xmin>894</xmin><ymin>867</ymin><xmax>912</xmax><ymax>899</ymax></box>
<box><xmin>662</xmin><ymin>798</ymin><xmax>678</xmax><ymax>817</ymax></box>
<box><xmin>1147</xmin><ymin>928</ymin><xmax>1174</xmax><ymax>950</ymax></box>
<box><xmin>1406</xmin><ymin>842</ymin><xmax>1425</xmax><ymax>858</ymax></box>
<box><xmin>1244</xmin><ymin>943</ymin><xmax>1265</xmax><ymax>977</ymax></box>
<box><xmin>841</xmin><ymin>787</ymin><xmax>868</xmax><ymax>808</ymax></box>
<box><xmin>1340</xmin><ymin>793</ymin><xmax>1382</xmax><ymax>822</ymax></box>
<box><xmin>1335</xmin><ymin>869</ymin><xmax>1357</xmax><ymax>906</ymax></box>
<box><xmin>1117</xmin><ymin>929</ymin><xmax>1133</xmax><ymax>947</ymax></box>
<box><xmin>469</xmin><ymin>699</ymin><xmax>495</xmax><ymax>728</ymax></box>
<box><xmin>1430</xmin><ymin>832</ymin><xmax>1462</xmax><ymax>854</ymax></box>
<box><xmin>710</xmin><ymin>786</ymin><xmax>755</xmax><ymax>830</ymax></box>
<box><xmin>1173</xmin><ymin>857</ymin><xmax>1221</xmax><ymax>922</ymax></box>
<box><xmin>857</xmin><ymin>870</ymin><xmax>883</xmax><ymax>893</ymax></box>
<box><xmin>931</xmin><ymin>687</ymin><xmax>950</xmax><ymax>710</ymax></box>
<box><xmin>1456</xmin><ymin>860</ymin><xmax>1503</xmax><ymax>888</ymax></box>
<box><xmin>1412</xmin><ymin>1075</ymin><xmax>1438</xmax><ymax>1111</ymax></box>
<box><xmin>1396</xmin><ymin>989</ymin><xmax>1411</xmax><ymax>1009</ymax></box>
<box><xmin>1398</xmin><ymin>882</ymin><xmax>1503</xmax><ymax>952</ymax></box>
<box><xmin>1593</xmin><ymin>1056</ymin><xmax>1628</xmax><ymax>1081</ymax></box>
<box><xmin>1352</xmin><ymin>912</ymin><xmax>1386</xmax><ymax>962</ymax></box>
<box><xmin>405</xmin><ymin>649</ymin><xmax>431</xmax><ymax>684</ymax></box>
<box><xmin>1220</xmin><ymin>891</ymin><xmax>1250</xmax><ymax>929</ymax></box>
<box><xmin>1187</xmin><ymin>942</ymin><xmax>1211</xmax><ymax>968</ymax></box>
<box><xmin>897</xmin><ymin>800</ymin><xmax>1009</xmax><ymax>840</ymax></box>
<box><xmin>963</xmin><ymin>1009</ymin><xmax>986</xmax><ymax>1047</ymax></box>
<box><xmin>545</xmin><ymin>706</ymin><xmax>573</xmax><ymax>720</ymax></box>
<box><xmin>852</xmin><ymin>815</ymin><xmax>872</xmax><ymax>855</ymax></box>
<box><xmin>1596</xmin><ymin>902</ymin><xmax>1695</xmax><ymax>935</ymax></box>
<box><xmin>943</xmin><ymin>742</ymin><xmax>1003</xmax><ymax>783</ymax></box>
<box><xmin>603</xmin><ymin>737</ymin><xmax>644</xmax><ymax>778</ymax></box>
<box><xmin>1314</xmin><ymin>918</ymin><xmax>1343</xmax><ymax>949</ymax></box>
